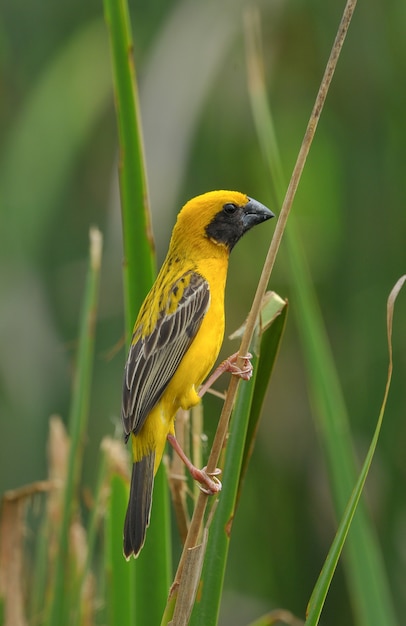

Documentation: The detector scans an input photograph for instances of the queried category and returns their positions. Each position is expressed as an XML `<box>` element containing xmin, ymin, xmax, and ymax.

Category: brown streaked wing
<box><xmin>122</xmin><ymin>271</ymin><xmax>210</xmax><ymax>438</ymax></box>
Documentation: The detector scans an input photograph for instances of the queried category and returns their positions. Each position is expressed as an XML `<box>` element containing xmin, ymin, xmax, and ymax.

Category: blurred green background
<box><xmin>1</xmin><ymin>0</ymin><xmax>405</xmax><ymax>624</ymax></box>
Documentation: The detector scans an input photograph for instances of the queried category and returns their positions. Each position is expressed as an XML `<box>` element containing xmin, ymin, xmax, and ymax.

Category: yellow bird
<box><xmin>122</xmin><ymin>190</ymin><xmax>274</xmax><ymax>558</ymax></box>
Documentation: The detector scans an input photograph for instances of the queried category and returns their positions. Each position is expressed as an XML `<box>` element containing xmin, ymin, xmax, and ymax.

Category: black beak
<box><xmin>205</xmin><ymin>194</ymin><xmax>274</xmax><ymax>251</ymax></box>
<box><xmin>242</xmin><ymin>197</ymin><xmax>275</xmax><ymax>231</ymax></box>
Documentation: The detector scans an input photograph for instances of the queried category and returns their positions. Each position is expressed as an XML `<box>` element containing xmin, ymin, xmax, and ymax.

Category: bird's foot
<box><xmin>224</xmin><ymin>352</ymin><xmax>253</xmax><ymax>381</ymax></box>
<box><xmin>167</xmin><ymin>434</ymin><xmax>222</xmax><ymax>495</ymax></box>
<box><xmin>198</xmin><ymin>352</ymin><xmax>253</xmax><ymax>397</ymax></box>
<box><xmin>190</xmin><ymin>466</ymin><xmax>222</xmax><ymax>495</ymax></box>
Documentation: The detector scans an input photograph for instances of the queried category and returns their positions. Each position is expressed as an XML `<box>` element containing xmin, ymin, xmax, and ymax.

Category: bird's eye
<box><xmin>223</xmin><ymin>203</ymin><xmax>238</xmax><ymax>215</ymax></box>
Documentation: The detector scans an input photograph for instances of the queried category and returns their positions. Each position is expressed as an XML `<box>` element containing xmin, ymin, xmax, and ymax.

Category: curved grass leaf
<box><xmin>245</xmin><ymin>14</ymin><xmax>398</xmax><ymax>624</ymax></box>
<box><xmin>305</xmin><ymin>275</ymin><xmax>405</xmax><ymax>625</ymax></box>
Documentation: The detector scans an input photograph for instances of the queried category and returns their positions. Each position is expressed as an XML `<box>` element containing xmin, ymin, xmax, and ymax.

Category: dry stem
<box><xmin>170</xmin><ymin>0</ymin><xmax>358</xmax><ymax>598</ymax></box>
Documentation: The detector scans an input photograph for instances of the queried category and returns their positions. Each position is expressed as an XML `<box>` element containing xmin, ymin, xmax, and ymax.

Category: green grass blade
<box><xmin>103</xmin><ymin>0</ymin><xmax>171</xmax><ymax>621</ymax></box>
<box><xmin>190</xmin><ymin>296</ymin><xmax>287</xmax><ymax>626</ymax></box>
<box><xmin>306</xmin><ymin>276</ymin><xmax>405</xmax><ymax>624</ymax></box>
<box><xmin>246</xmin><ymin>22</ymin><xmax>398</xmax><ymax>625</ymax></box>
<box><xmin>286</xmin><ymin>223</ymin><xmax>399</xmax><ymax>626</ymax></box>
<box><xmin>103</xmin><ymin>0</ymin><xmax>155</xmax><ymax>323</ymax></box>
<box><xmin>46</xmin><ymin>228</ymin><xmax>103</xmax><ymax>626</ymax></box>
<box><xmin>238</xmin><ymin>294</ymin><xmax>288</xmax><ymax>501</ymax></box>
<box><xmin>106</xmin><ymin>472</ymin><xmax>132</xmax><ymax>626</ymax></box>
<box><xmin>132</xmin><ymin>465</ymin><xmax>171</xmax><ymax>624</ymax></box>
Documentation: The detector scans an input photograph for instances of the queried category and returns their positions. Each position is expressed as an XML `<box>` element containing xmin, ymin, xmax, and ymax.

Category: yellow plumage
<box><xmin>122</xmin><ymin>190</ymin><xmax>273</xmax><ymax>558</ymax></box>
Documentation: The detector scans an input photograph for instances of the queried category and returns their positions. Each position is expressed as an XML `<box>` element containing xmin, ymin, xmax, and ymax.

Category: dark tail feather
<box><xmin>123</xmin><ymin>451</ymin><xmax>155</xmax><ymax>559</ymax></box>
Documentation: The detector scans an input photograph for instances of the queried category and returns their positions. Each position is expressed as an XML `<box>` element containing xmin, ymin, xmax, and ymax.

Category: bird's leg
<box><xmin>198</xmin><ymin>352</ymin><xmax>253</xmax><ymax>398</ymax></box>
<box><xmin>168</xmin><ymin>354</ymin><xmax>252</xmax><ymax>495</ymax></box>
<box><xmin>167</xmin><ymin>433</ymin><xmax>222</xmax><ymax>495</ymax></box>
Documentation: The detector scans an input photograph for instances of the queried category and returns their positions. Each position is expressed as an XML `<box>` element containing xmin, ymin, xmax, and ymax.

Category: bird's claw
<box><xmin>226</xmin><ymin>352</ymin><xmax>253</xmax><ymax>381</ymax></box>
<box><xmin>196</xmin><ymin>466</ymin><xmax>222</xmax><ymax>495</ymax></box>
<box><xmin>203</xmin><ymin>465</ymin><xmax>222</xmax><ymax>477</ymax></box>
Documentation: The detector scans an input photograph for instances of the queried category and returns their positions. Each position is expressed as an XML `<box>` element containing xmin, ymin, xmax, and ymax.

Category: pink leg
<box><xmin>167</xmin><ymin>434</ymin><xmax>222</xmax><ymax>495</ymax></box>
<box><xmin>198</xmin><ymin>352</ymin><xmax>253</xmax><ymax>398</ymax></box>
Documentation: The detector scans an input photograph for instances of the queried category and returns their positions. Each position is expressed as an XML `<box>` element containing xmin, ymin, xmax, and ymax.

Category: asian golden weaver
<box><xmin>122</xmin><ymin>190</ymin><xmax>274</xmax><ymax>558</ymax></box>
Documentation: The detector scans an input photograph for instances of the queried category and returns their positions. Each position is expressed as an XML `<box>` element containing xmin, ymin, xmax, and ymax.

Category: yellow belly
<box><xmin>131</xmin><ymin>402</ymin><xmax>173</xmax><ymax>473</ymax></box>
<box><xmin>132</xmin><ymin>255</ymin><xmax>227</xmax><ymax>474</ymax></box>
<box><xmin>164</xmin><ymin>256</ymin><xmax>226</xmax><ymax>409</ymax></box>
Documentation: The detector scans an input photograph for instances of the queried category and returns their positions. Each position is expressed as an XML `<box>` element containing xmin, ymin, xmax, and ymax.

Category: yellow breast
<box><xmin>162</xmin><ymin>255</ymin><xmax>227</xmax><ymax>413</ymax></box>
<box><xmin>131</xmin><ymin>255</ymin><xmax>227</xmax><ymax>470</ymax></box>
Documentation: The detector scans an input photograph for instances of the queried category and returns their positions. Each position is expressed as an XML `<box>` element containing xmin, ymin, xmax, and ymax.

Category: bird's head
<box><xmin>172</xmin><ymin>190</ymin><xmax>274</xmax><ymax>255</ymax></box>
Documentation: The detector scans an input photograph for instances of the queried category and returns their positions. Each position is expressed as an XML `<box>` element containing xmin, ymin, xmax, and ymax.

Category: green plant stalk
<box><xmin>246</xmin><ymin>8</ymin><xmax>397</xmax><ymax>625</ymax></box>
<box><xmin>103</xmin><ymin>0</ymin><xmax>171</xmax><ymax>619</ymax></box>
<box><xmin>132</xmin><ymin>465</ymin><xmax>171</xmax><ymax>625</ymax></box>
<box><xmin>106</xmin><ymin>473</ymin><xmax>132</xmax><ymax>626</ymax></box>
<box><xmin>190</xmin><ymin>367</ymin><xmax>259</xmax><ymax>626</ymax></box>
<box><xmin>189</xmin><ymin>299</ymin><xmax>287</xmax><ymax>626</ymax></box>
<box><xmin>170</xmin><ymin>260</ymin><xmax>285</xmax><ymax>600</ymax></box>
<box><xmin>103</xmin><ymin>0</ymin><xmax>155</xmax><ymax>322</ymax></box>
<box><xmin>46</xmin><ymin>228</ymin><xmax>103</xmax><ymax>626</ymax></box>
<box><xmin>238</xmin><ymin>297</ymin><xmax>288</xmax><ymax>501</ymax></box>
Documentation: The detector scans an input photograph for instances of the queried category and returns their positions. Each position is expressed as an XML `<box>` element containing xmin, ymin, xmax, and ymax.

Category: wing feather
<box><xmin>122</xmin><ymin>271</ymin><xmax>210</xmax><ymax>438</ymax></box>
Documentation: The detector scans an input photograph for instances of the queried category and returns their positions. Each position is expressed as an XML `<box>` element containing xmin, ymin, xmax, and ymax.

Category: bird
<box><xmin>122</xmin><ymin>190</ymin><xmax>274</xmax><ymax>558</ymax></box>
